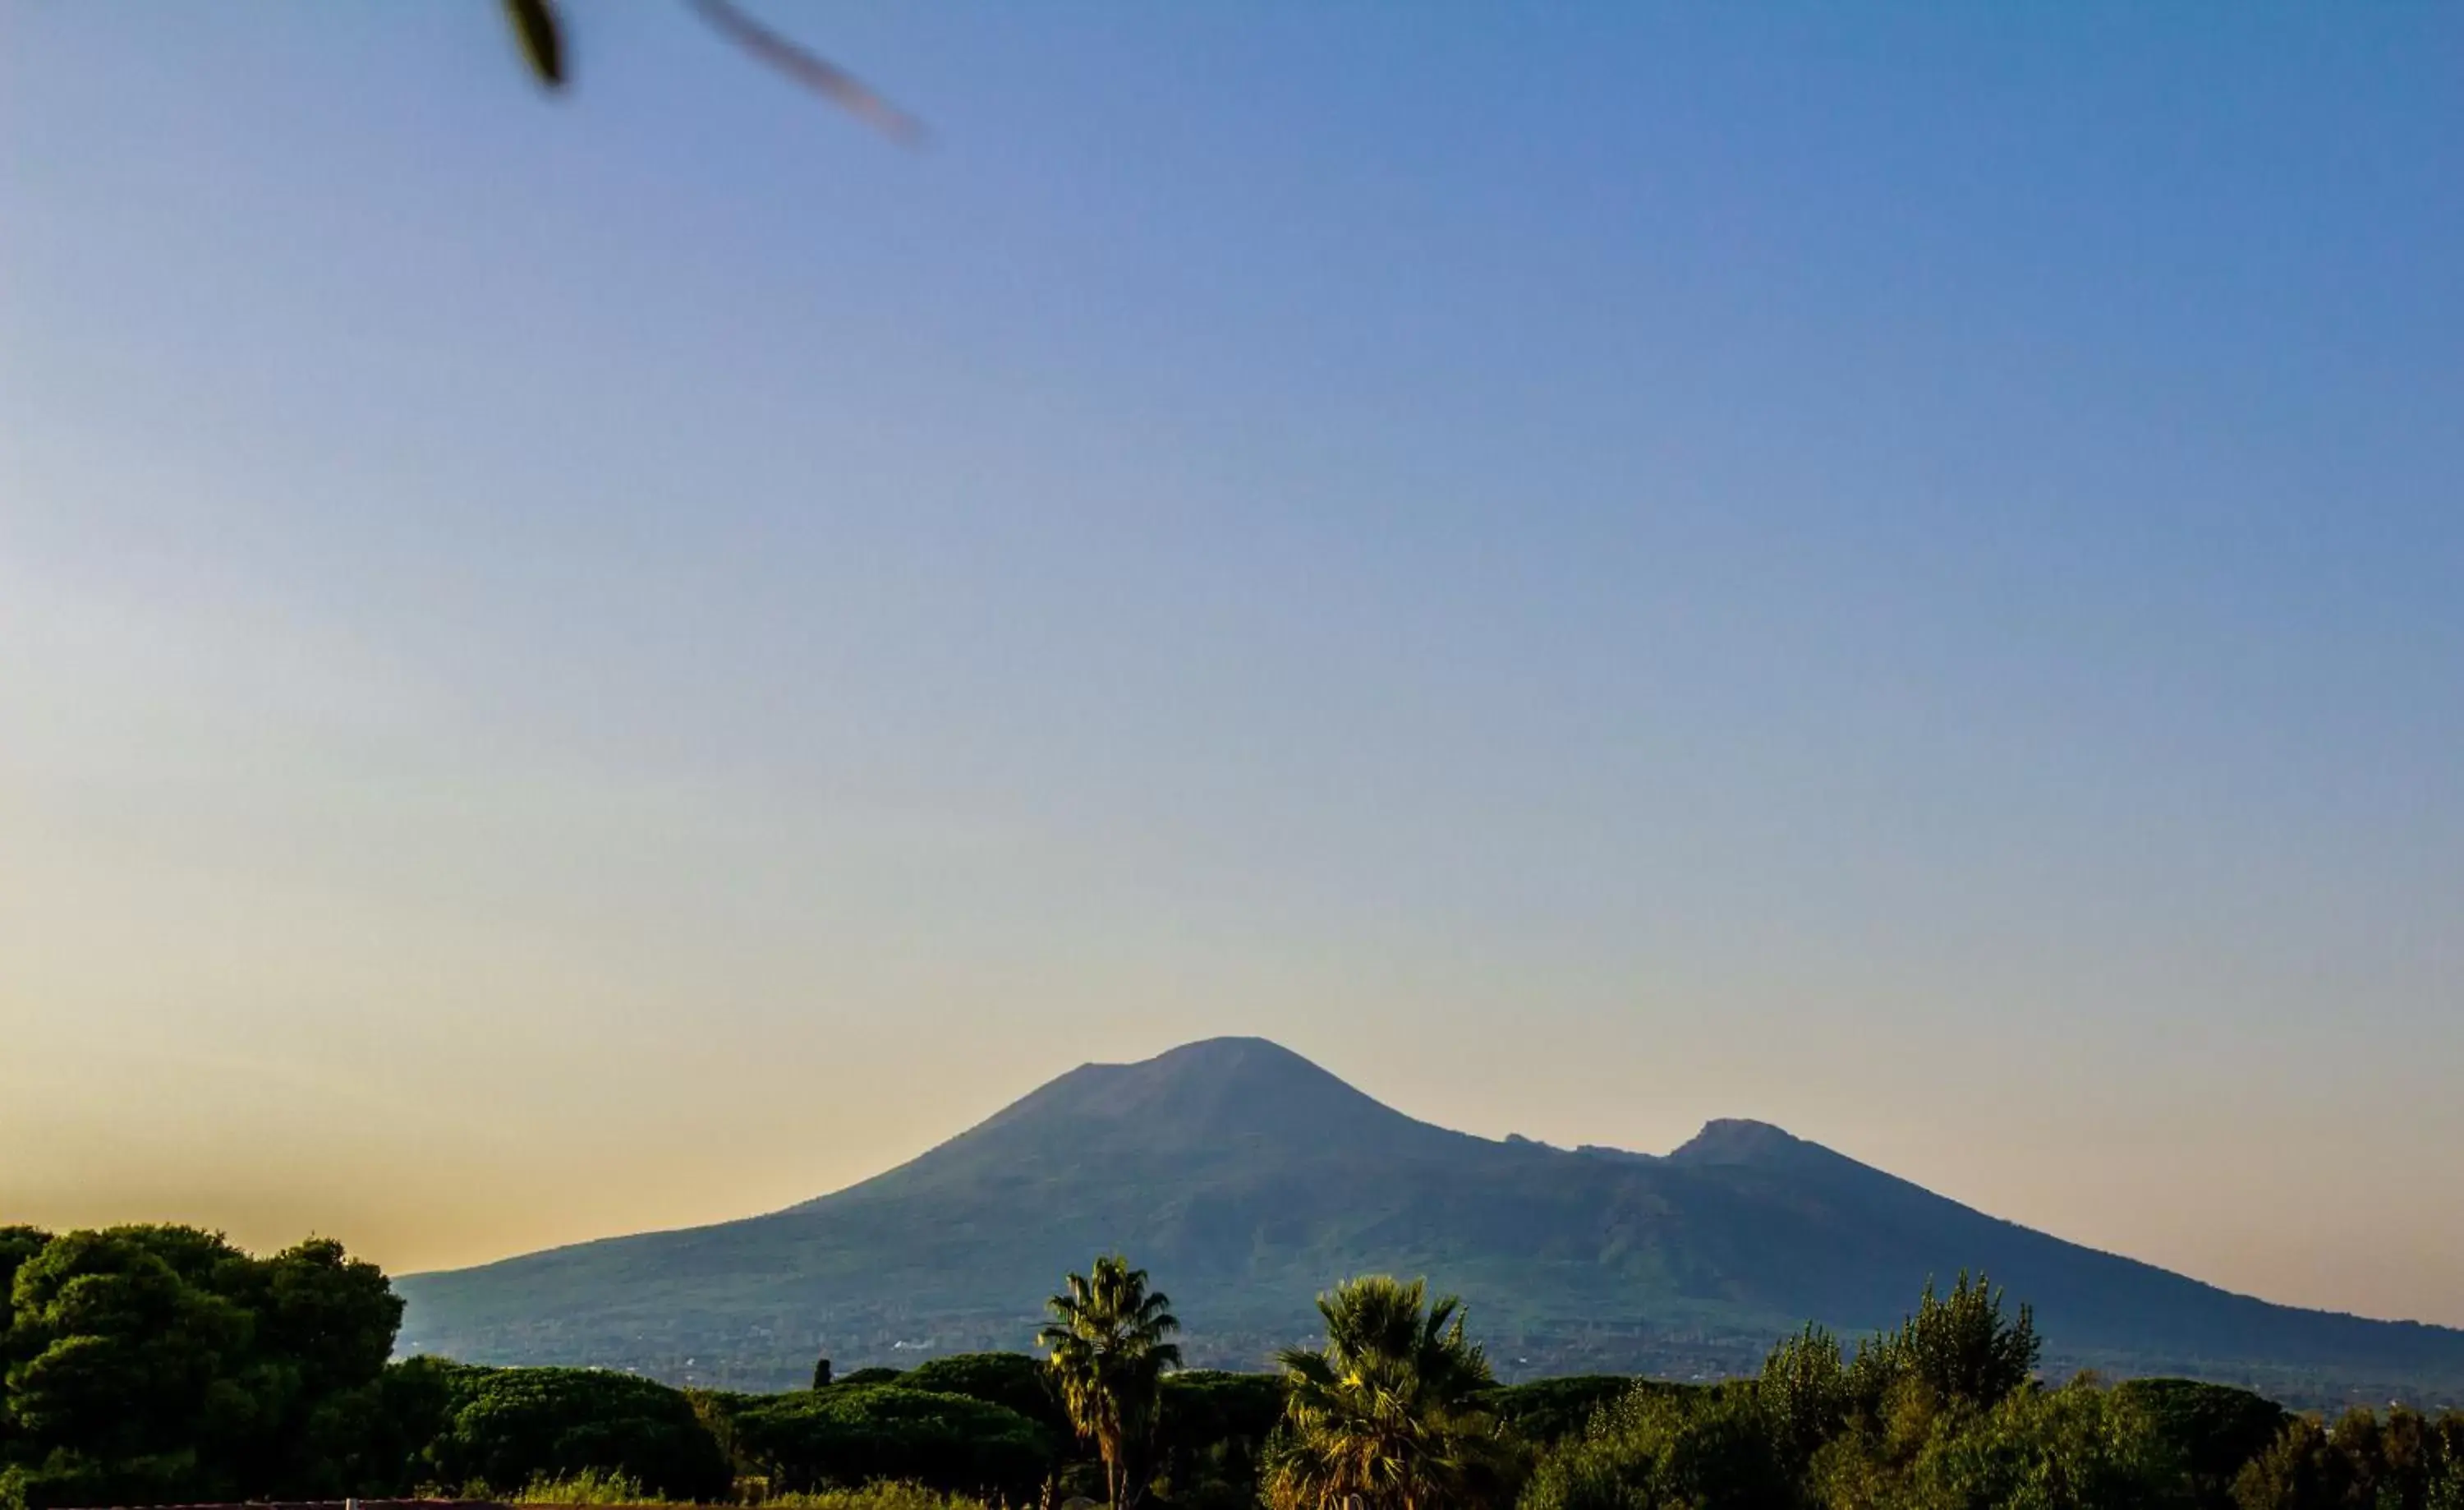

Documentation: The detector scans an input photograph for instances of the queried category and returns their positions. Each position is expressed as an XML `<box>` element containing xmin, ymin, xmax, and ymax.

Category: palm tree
<box><xmin>1040</xmin><ymin>1254</ymin><xmax>1183</xmax><ymax>1510</ymax></box>
<box><xmin>1264</xmin><ymin>1276</ymin><xmax>1504</xmax><ymax>1510</ymax></box>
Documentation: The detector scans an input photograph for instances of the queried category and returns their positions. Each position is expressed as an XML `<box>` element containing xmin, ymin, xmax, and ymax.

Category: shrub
<box><xmin>518</xmin><ymin>1466</ymin><xmax>662</xmax><ymax>1503</ymax></box>
<box><xmin>757</xmin><ymin>1482</ymin><xmax>995</xmax><ymax>1510</ymax></box>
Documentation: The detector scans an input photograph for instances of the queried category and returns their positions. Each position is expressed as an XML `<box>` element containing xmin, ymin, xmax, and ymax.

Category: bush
<box><xmin>518</xmin><ymin>1466</ymin><xmax>662</xmax><ymax>1503</ymax></box>
<box><xmin>758</xmin><ymin>1482</ymin><xmax>996</xmax><ymax>1510</ymax></box>
<box><xmin>732</xmin><ymin>1386</ymin><xmax>1053</xmax><ymax>1502</ymax></box>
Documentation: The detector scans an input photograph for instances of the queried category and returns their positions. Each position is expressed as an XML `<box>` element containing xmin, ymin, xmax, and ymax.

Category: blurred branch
<box><xmin>685</xmin><ymin>0</ymin><xmax>930</xmax><ymax>147</ymax></box>
<box><xmin>504</xmin><ymin>0</ymin><xmax>564</xmax><ymax>87</ymax></box>
<box><xmin>500</xmin><ymin>0</ymin><xmax>927</xmax><ymax>148</ymax></box>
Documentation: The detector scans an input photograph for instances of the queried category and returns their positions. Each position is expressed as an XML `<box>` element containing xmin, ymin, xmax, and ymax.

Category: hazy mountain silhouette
<box><xmin>396</xmin><ymin>1038</ymin><xmax>2464</xmax><ymax>1398</ymax></box>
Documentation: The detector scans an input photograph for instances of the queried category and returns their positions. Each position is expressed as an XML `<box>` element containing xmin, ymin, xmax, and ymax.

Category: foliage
<box><xmin>0</xmin><ymin>1229</ymin><xmax>49</xmax><ymax>1319</ymax></box>
<box><xmin>1156</xmin><ymin>1370</ymin><xmax>1290</xmax><ymax>1510</ymax></box>
<box><xmin>1517</xmin><ymin>1291</ymin><xmax>2207</xmax><ymax>1510</ymax></box>
<box><xmin>1519</xmin><ymin>1381</ymin><xmax>1795</xmax><ymax>1510</ymax></box>
<box><xmin>1892</xmin><ymin>1376</ymin><xmax>2186</xmax><ymax>1510</ymax></box>
<box><xmin>416</xmin><ymin>1365</ymin><xmax>735</xmax><ymax>1502</ymax></box>
<box><xmin>1845</xmin><ymin>1273</ymin><xmax>2039</xmax><ymax>1421</ymax></box>
<box><xmin>4</xmin><ymin>1219</ymin><xmax>2443</xmax><ymax>1510</ymax></box>
<box><xmin>897</xmin><ymin>1351</ymin><xmax>1069</xmax><ymax>1438</ymax></box>
<box><xmin>730</xmin><ymin>1385</ymin><xmax>1052</xmax><ymax>1502</ymax></box>
<box><xmin>1263</xmin><ymin>1275</ymin><xmax>1507</xmax><ymax>1510</ymax></box>
<box><xmin>755</xmin><ymin>1481</ymin><xmax>998</xmax><ymax>1510</ymax></box>
<box><xmin>1763</xmin><ymin>1325</ymin><xmax>1850</xmax><ymax>1475</ymax></box>
<box><xmin>2111</xmin><ymin>1379</ymin><xmax>2288</xmax><ymax>1508</ymax></box>
<box><xmin>518</xmin><ymin>1465</ymin><xmax>660</xmax><ymax>1503</ymax></box>
<box><xmin>2232</xmin><ymin>1406</ymin><xmax>2464</xmax><ymax>1510</ymax></box>
<box><xmin>1478</xmin><ymin>1378</ymin><xmax>1688</xmax><ymax>1451</ymax></box>
<box><xmin>0</xmin><ymin>1225</ymin><xmax>400</xmax><ymax>1508</ymax></box>
<box><xmin>1041</xmin><ymin>1254</ymin><xmax>1183</xmax><ymax>1510</ymax></box>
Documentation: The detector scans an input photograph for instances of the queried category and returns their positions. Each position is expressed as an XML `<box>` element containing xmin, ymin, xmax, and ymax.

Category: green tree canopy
<box><xmin>1898</xmin><ymin>1376</ymin><xmax>2183</xmax><ymax>1510</ymax></box>
<box><xmin>1156</xmin><ymin>1370</ymin><xmax>1291</xmax><ymax>1510</ymax></box>
<box><xmin>2232</xmin><ymin>1406</ymin><xmax>2464</xmax><ymax>1510</ymax></box>
<box><xmin>897</xmin><ymin>1351</ymin><xmax>1069</xmax><ymax>1438</ymax></box>
<box><xmin>0</xmin><ymin>1226</ymin><xmax>402</xmax><ymax>1509</ymax></box>
<box><xmin>1478</xmin><ymin>1377</ymin><xmax>1685</xmax><ymax>1452</ymax></box>
<box><xmin>1520</xmin><ymin>1383</ymin><xmax>1794</xmax><ymax>1510</ymax></box>
<box><xmin>729</xmin><ymin>1383</ymin><xmax>1052</xmax><ymax>1501</ymax></box>
<box><xmin>2110</xmin><ymin>1379</ymin><xmax>2287</xmax><ymax>1509</ymax></box>
<box><xmin>415</xmin><ymin>1364</ymin><xmax>734</xmax><ymax>1502</ymax></box>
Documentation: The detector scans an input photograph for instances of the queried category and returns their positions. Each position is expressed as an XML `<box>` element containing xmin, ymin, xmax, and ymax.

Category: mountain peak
<box><xmin>1668</xmin><ymin>1117</ymin><xmax>1813</xmax><ymax>1166</ymax></box>
<box><xmin>1142</xmin><ymin>1035</ymin><xmax>1319</xmax><ymax>1074</ymax></box>
<box><xmin>962</xmin><ymin>1037</ymin><xmax>1469</xmax><ymax>1159</ymax></box>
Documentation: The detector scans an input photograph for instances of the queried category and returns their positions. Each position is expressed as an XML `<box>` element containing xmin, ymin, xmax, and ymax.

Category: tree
<box><xmin>1477</xmin><ymin>1376</ymin><xmax>1676</xmax><ymax>1452</ymax></box>
<box><xmin>1262</xmin><ymin>1274</ymin><xmax>1504</xmax><ymax>1510</ymax></box>
<box><xmin>0</xmin><ymin>1227</ymin><xmax>53</xmax><ymax>1477</ymax></box>
<box><xmin>2109</xmin><ymin>1379</ymin><xmax>2287</xmax><ymax>1510</ymax></box>
<box><xmin>729</xmin><ymin>1383</ymin><xmax>1054</xmax><ymax>1501</ymax></box>
<box><xmin>1156</xmin><ymin>1371</ymin><xmax>1290</xmax><ymax>1510</ymax></box>
<box><xmin>1847</xmin><ymin>1273</ymin><xmax>2040</xmax><ymax>1420</ymax></box>
<box><xmin>1040</xmin><ymin>1254</ymin><xmax>1183</xmax><ymax>1510</ymax></box>
<box><xmin>1904</xmin><ymin>1376</ymin><xmax>2183</xmax><ymax>1510</ymax></box>
<box><xmin>415</xmin><ymin>1365</ymin><xmax>735</xmax><ymax>1501</ymax></box>
<box><xmin>1520</xmin><ymin>1383</ymin><xmax>1793</xmax><ymax>1510</ymax></box>
<box><xmin>812</xmin><ymin>1357</ymin><xmax>833</xmax><ymax>1391</ymax></box>
<box><xmin>1</xmin><ymin>1227</ymin><xmax>405</xmax><ymax>1508</ymax></box>
<box><xmin>1760</xmin><ymin>1324</ymin><xmax>1849</xmax><ymax>1474</ymax></box>
<box><xmin>0</xmin><ymin>1228</ymin><xmax>49</xmax><ymax>1313</ymax></box>
<box><xmin>2232</xmin><ymin>1416</ymin><xmax>2349</xmax><ymax>1510</ymax></box>
<box><xmin>2232</xmin><ymin>1407</ymin><xmax>2464</xmax><ymax>1510</ymax></box>
<box><xmin>2</xmin><ymin>1227</ymin><xmax>257</xmax><ymax>1506</ymax></box>
<box><xmin>898</xmin><ymin>1352</ymin><xmax>1071</xmax><ymax>1439</ymax></box>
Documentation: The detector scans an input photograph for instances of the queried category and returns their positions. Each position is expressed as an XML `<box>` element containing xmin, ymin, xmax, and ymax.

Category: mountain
<box><xmin>395</xmin><ymin>1038</ymin><xmax>2464</xmax><ymax>1403</ymax></box>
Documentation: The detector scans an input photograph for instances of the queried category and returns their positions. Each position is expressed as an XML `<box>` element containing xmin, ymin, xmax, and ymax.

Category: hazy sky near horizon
<box><xmin>4</xmin><ymin>3</ymin><xmax>2460</xmax><ymax>1327</ymax></box>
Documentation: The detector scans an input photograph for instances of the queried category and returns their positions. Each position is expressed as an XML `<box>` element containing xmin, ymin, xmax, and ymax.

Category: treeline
<box><xmin>3</xmin><ymin>1225</ymin><xmax>2462</xmax><ymax>1510</ymax></box>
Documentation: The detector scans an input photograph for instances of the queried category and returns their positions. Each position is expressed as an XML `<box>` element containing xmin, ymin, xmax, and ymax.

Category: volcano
<box><xmin>395</xmin><ymin>1038</ymin><xmax>2464</xmax><ymax>1402</ymax></box>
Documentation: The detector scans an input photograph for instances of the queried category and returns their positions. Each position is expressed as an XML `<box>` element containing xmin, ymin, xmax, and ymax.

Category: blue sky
<box><xmin>3</xmin><ymin>2</ymin><xmax>2459</xmax><ymax>1324</ymax></box>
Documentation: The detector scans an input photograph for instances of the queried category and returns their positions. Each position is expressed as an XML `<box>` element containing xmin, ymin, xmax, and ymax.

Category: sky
<box><xmin>3</xmin><ymin>2</ymin><xmax>2459</xmax><ymax>1328</ymax></box>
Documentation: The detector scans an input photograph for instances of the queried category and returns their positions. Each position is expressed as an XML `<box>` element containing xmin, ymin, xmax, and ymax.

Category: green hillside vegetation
<box><xmin>394</xmin><ymin>1040</ymin><xmax>2464</xmax><ymax>1405</ymax></box>
<box><xmin>9</xmin><ymin>1225</ymin><xmax>2464</xmax><ymax>1510</ymax></box>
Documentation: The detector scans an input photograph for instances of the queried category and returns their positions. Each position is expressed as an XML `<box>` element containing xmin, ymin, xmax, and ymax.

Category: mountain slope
<box><xmin>395</xmin><ymin>1038</ymin><xmax>2464</xmax><ymax>1400</ymax></box>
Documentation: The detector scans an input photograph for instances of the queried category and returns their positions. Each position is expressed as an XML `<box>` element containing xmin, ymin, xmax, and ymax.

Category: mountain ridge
<box><xmin>395</xmin><ymin>1037</ymin><xmax>2464</xmax><ymax>1403</ymax></box>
